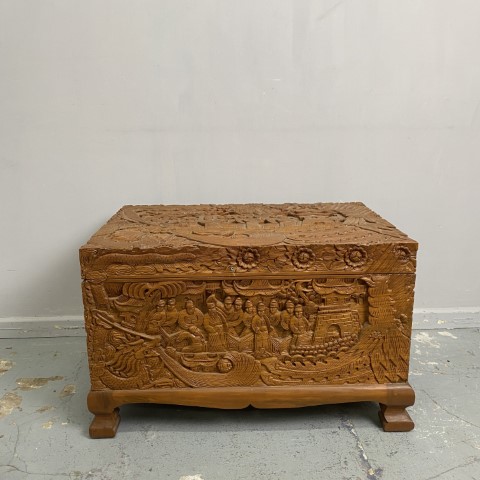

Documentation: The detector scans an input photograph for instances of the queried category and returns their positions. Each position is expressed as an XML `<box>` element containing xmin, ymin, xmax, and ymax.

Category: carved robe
<box><xmin>204</xmin><ymin>310</ymin><xmax>227</xmax><ymax>352</ymax></box>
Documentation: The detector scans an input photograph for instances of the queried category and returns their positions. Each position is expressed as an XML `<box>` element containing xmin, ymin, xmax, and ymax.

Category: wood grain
<box><xmin>80</xmin><ymin>203</ymin><xmax>418</xmax><ymax>437</ymax></box>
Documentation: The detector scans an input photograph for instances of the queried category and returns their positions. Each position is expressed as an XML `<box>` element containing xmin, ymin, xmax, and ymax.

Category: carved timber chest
<box><xmin>80</xmin><ymin>203</ymin><xmax>418</xmax><ymax>438</ymax></box>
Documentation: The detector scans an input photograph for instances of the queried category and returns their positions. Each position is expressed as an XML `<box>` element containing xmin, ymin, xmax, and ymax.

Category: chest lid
<box><xmin>80</xmin><ymin>203</ymin><xmax>417</xmax><ymax>280</ymax></box>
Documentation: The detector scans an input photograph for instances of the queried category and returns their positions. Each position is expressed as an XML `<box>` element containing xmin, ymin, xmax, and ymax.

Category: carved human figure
<box><xmin>226</xmin><ymin>297</ymin><xmax>244</xmax><ymax>336</ymax></box>
<box><xmin>164</xmin><ymin>298</ymin><xmax>179</xmax><ymax>333</ymax></box>
<box><xmin>178</xmin><ymin>299</ymin><xmax>204</xmax><ymax>333</ymax></box>
<box><xmin>251</xmin><ymin>302</ymin><xmax>272</xmax><ymax>354</ymax></box>
<box><xmin>240</xmin><ymin>300</ymin><xmax>255</xmax><ymax>336</ymax></box>
<box><xmin>203</xmin><ymin>296</ymin><xmax>228</xmax><ymax>352</ymax></box>
<box><xmin>280</xmin><ymin>300</ymin><xmax>295</xmax><ymax>332</ymax></box>
<box><xmin>145</xmin><ymin>299</ymin><xmax>167</xmax><ymax>335</ymax></box>
<box><xmin>268</xmin><ymin>299</ymin><xmax>283</xmax><ymax>336</ymax></box>
<box><xmin>221</xmin><ymin>296</ymin><xmax>235</xmax><ymax>317</ymax></box>
<box><xmin>289</xmin><ymin>304</ymin><xmax>312</xmax><ymax>349</ymax></box>
<box><xmin>237</xmin><ymin>299</ymin><xmax>255</xmax><ymax>351</ymax></box>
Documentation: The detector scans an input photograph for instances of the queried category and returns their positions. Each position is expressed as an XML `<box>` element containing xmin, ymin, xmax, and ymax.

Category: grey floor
<box><xmin>0</xmin><ymin>328</ymin><xmax>479</xmax><ymax>480</ymax></box>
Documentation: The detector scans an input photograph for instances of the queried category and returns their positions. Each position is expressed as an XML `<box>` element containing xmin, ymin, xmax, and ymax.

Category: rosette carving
<box><xmin>394</xmin><ymin>245</ymin><xmax>412</xmax><ymax>264</ymax></box>
<box><xmin>292</xmin><ymin>247</ymin><xmax>316</xmax><ymax>270</ymax></box>
<box><xmin>344</xmin><ymin>246</ymin><xmax>368</xmax><ymax>268</ymax></box>
<box><xmin>236</xmin><ymin>247</ymin><xmax>260</xmax><ymax>271</ymax></box>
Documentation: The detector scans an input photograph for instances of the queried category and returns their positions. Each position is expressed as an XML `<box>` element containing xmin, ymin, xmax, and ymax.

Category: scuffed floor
<box><xmin>0</xmin><ymin>328</ymin><xmax>479</xmax><ymax>480</ymax></box>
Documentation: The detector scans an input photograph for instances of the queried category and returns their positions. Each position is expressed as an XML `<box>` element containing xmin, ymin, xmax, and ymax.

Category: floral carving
<box><xmin>344</xmin><ymin>246</ymin><xmax>368</xmax><ymax>268</ymax></box>
<box><xmin>394</xmin><ymin>246</ymin><xmax>412</xmax><ymax>264</ymax></box>
<box><xmin>236</xmin><ymin>248</ymin><xmax>260</xmax><ymax>270</ymax></box>
<box><xmin>292</xmin><ymin>247</ymin><xmax>316</xmax><ymax>270</ymax></box>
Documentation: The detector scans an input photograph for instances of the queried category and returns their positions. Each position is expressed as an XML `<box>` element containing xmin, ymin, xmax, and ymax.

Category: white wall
<box><xmin>1</xmin><ymin>0</ymin><xmax>479</xmax><ymax>318</ymax></box>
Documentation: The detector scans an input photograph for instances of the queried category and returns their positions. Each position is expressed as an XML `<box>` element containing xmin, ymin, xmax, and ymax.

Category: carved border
<box><xmin>80</xmin><ymin>243</ymin><xmax>417</xmax><ymax>281</ymax></box>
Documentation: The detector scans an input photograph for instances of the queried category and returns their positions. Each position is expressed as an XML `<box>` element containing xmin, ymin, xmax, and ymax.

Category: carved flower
<box><xmin>292</xmin><ymin>247</ymin><xmax>316</xmax><ymax>269</ymax></box>
<box><xmin>236</xmin><ymin>247</ymin><xmax>260</xmax><ymax>270</ymax></box>
<box><xmin>344</xmin><ymin>246</ymin><xmax>368</xmax><ymax>268</ymax></box>
<box><xmin>394</xmin><ymin>245</ymin><xmax>412</xmax><ymax>264</ymax></box>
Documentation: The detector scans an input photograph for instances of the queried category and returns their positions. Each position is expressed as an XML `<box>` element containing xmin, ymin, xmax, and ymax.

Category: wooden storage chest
<box><xmin>80</xmin><ymin>203</ymin><xmax>417</xmax><ymax>438</ymax></box>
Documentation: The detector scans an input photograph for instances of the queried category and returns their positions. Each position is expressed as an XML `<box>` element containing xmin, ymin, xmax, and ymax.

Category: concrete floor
<box><xmin>0</xmin><ymin>328</ymin><xmax>479</xmax><ymax>480</ymax></box>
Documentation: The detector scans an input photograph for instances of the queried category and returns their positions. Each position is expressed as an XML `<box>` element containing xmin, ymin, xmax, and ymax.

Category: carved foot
<box><xmin>89</xmin><ymin>408</ymin><xmax>121</xmax><ymax>438</ymax></box>
<box><xmin>379</xmin><ymin>404</ymin><xmax>414</xmax><ymax>432</ymax></box>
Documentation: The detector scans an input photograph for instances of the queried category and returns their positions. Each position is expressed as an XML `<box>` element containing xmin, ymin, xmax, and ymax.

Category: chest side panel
<box><xmin>82</xmin><ymin>273</ymin><xmax>415</xmax><ymax>391</ymax></box>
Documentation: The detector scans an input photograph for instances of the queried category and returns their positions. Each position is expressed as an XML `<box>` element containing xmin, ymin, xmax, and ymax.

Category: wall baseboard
<box><xmin>1</xmin><ymin>308</ymin><xmax>479</xmax><ymax>339</ymax></box>
<box><xmin>0</xmin><ymin>316</ymin><xmax>85</xmax><ymax>338</ymax></box>
<box><xmin>412</xmin><ymin>307</ymin><xmax>480</xmax><ymax>330</ymax></box>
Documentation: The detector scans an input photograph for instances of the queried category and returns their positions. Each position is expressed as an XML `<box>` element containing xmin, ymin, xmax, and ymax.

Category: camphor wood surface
<box><xmin>80</xmin><ymin>203</ymin><xmax>418</xmax><ymax>438</ymax></box>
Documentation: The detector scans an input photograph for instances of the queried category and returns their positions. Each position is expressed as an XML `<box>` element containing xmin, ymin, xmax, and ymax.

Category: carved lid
<box><xmin>80</xmin><ymin>203</ymin><xmax>417</xmax><ymax>278</ymax></box>
<box><xmin>83</xmin><ymin>203</ymin><xmax>416</xmax><ymax>248</ymax></box>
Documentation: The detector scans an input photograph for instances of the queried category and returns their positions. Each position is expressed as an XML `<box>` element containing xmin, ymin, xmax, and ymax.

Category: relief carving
<box><xmin>118</xmin><ymin>203</ymin><xmax>409</xmax><ymax>244</ymax></box>
<box><xmin>82</xmin><ymin>203</ymin><xmax>418</xmax><ymax>437</ymax></box>
<box><xmin>80</xmin><ymin>203</ymin><xmax>417</xmax><ymax>279</ymax></box>
<box><xmin>80</xmin><ymin>242</ymin><xmax>416</xmax><ymax>280</ymax></box>
<box><xmin>83</xmin><ymin>275</ymin><xmax>414</xmax><ymax>391</ymax></box>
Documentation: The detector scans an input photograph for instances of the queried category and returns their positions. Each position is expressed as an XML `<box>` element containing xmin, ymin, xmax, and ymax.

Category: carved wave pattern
<box><xmin>83</xmin><ymin>277</ymin><xmax>413</xmax><ymax>390</ymax></box>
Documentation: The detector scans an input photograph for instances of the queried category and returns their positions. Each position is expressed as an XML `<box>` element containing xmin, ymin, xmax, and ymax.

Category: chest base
<box><xmin>87</xmin><ymin>383</ymin><xmax>414</xmax><ymax>438</ymax></box>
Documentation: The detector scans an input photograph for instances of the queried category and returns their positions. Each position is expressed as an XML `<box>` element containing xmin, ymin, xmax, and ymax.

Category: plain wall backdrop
<box><xmin>1</xmin><ymin>0</ymin><xmax>479</xmax><ymax>318</ymax></box>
